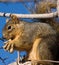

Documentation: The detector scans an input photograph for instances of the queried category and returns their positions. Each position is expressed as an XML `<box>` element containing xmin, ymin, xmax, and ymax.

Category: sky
<box><xmin>0</xmin><ymin>2</ymin><xmax>31</xmax><ymax>65</ymax></box>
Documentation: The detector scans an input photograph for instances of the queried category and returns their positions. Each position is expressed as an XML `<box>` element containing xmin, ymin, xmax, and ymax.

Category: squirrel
<box><xmin>2</xmin><ymin>15</ymin><xmax>59</xmax><ymax>65</ymax></box>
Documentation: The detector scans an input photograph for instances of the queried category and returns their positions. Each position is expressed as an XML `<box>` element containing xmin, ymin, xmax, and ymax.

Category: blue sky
<box><xmin>0</xmin><ymin>2</ymin><xmax>30</xmax><ymax>65</ymax></box>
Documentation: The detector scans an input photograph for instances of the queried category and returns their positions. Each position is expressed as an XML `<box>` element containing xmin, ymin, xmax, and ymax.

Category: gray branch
<box><xmin>0</xmin><ymin>12</ymin><xmax>58</xmax><ymax>19</ymax></box>
<box><xmin>0</xmin><ymin>0</ymin><xmax>34</xmax><ymax>2</ymax></box>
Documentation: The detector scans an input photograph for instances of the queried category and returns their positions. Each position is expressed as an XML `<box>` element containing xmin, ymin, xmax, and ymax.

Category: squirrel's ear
<box><xmin>6</xmin><ymin>19</ymin><xmax>9</xmax><ymax>23</ymax></box>
<box><xmin>10</xmin><ymin>15</ymin><xmax>19</xmax><ymax>24</ymax></box>
<box><xmin>11</xmin><ymin>15</ymin><xmax>18</xmax><ymax>20</ymax></box>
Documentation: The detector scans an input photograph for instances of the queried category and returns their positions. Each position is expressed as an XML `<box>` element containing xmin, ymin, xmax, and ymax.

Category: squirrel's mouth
<box><xmin>10</xmin><ymin>36</ymin><xmax>15</xmax><ymax>40</ymax></box>
<box><xmin>4</xmin><ymin>36</ymin><xmax>15</xmax><ymax>44</ymax></box>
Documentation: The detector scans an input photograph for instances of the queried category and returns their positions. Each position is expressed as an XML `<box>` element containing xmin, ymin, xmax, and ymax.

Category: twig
<box><xmin>9</xmin><ymin>60</ymin><xmax>59</xmax><ymax>65</ymax></box>
<box><xmin>0</xmin><ymin>38</ymin><xmax>4</xmax><ymax>42</ymax></box>
<box><xmin>17</xmin><ymin>51</ymin><xmax>20</xmax><ymax>65</ymax></box>
<box><xmin>32</xmin><ymin>60</ymin><xmax>59</xmax><ymax>64</ymax></box>
<box><xmin>0</xmin><ymin>57</ymin><xmax>7</xmax><ymax>65</ymax></box>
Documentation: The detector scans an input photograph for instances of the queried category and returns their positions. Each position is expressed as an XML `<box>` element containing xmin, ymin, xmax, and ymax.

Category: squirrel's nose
<box><xmin>2</xmin><ymin>33</ymin><xmax>6</xmax><ymax>39</ymax></box>
<box><xmin>2</xmin><ymin>33</ymin><xmax>7</xmax><ymax>39</ymax></box>
<box><xmin>3</xmin><ymin>33</ymin><xmax>5</xmax><ymax>37</ymax></box>
<box><xmin>3</xmin><ymin>33</ymin><xmax>6</xmax><ymax>38</ymax></box>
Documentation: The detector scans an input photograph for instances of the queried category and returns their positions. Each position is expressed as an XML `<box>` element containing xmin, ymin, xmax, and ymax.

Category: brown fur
<box><xmin>2</xmin><ymin>15</ymin><xmax>58</xmax><ymax>65</ymax></box>
<box><xmin>35</xmin><ymin>1</ymin><xmax>59</xmax><ymax>47</ymax></box>
<box><xmin>36</xmin><ymin>2</ymin><xmax>56</xmax><ymax>14</ymax></box>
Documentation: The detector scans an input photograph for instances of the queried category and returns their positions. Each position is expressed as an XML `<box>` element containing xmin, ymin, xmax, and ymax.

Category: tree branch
<box><xmin>0</xmin><ymin>0</ymin><xmax>34</xmax><ymax>2</ymax></box>
<box><xmin>9</xmin><ymin>60</ymin><xmax>59</xmax><ymax>65</ymax></box>
<box><xmin>0</xmin><ymin>12</ymin><xmax>58</xmax><ymax>19</ymax></box>
<box><xmin>0</xmin><ymin>57</ymin><xmax>8</xmax><ymax>65</ymax></box>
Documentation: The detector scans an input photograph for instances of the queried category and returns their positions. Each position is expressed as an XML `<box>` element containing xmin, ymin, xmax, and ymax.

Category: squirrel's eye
<box><xmin>8</xmin><ymin>26</ymin><xmax>11</xmax><ymax>30</ymax></box>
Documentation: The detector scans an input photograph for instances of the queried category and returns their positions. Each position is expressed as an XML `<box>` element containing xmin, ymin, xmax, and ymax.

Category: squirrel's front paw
<box><xmin>3</xmin><ymin>40</ymin><xmax>14</xmax><ymax>53</ymax></box>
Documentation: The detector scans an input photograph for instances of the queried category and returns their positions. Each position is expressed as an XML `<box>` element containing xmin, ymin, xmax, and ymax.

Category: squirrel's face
<box><xmin>3</xmin><ymin>21</ymin><xmax>15</xmax><ymax>40</ymax></box>
<box><xmin>2</xmin><ymin>16</ymin><xmax>20</xmax><ymax>41</ymax></box>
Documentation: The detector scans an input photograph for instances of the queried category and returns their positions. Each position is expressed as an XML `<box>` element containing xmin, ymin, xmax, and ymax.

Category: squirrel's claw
<box><xmin>3</xmin><ymin>42</ymin><xmax>9</xmax><ymax>50</ymax></box>
<box><xmin>3</xmin><ymin>42</ymin><xmax>14</xmax><ymax>53</ymax></box>
<box><xmin>9</xmin><ymin>44</ymin><xmax>14</xmax><ymax>53</ymax></box>
<box><xmin>6</xmin><ymin>43</ymin><xmax>11</xmax><ymax>51</ymax></box>
<box><xmin>9</xmin><ymin>48</ymin><xmax>14</xmax><ymax>53</ymax></box>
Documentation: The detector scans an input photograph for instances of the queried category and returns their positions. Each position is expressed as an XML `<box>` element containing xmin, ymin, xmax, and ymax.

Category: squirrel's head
<box><xmin>2</xmin><ymin>15</ymin><xmax>24</xmax><ymax>41</ymax></box>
